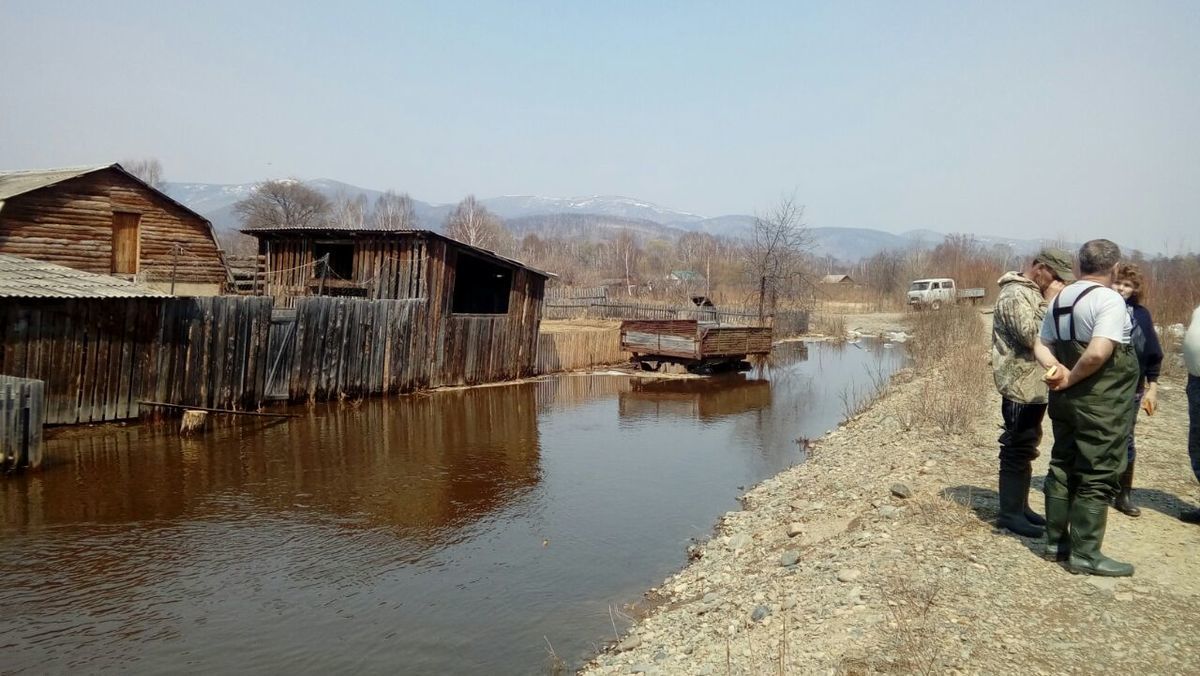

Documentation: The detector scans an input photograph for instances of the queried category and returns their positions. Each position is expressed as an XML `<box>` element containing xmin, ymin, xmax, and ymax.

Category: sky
<box><xmin>2</xmin><ymin>1</ymin><xmax>1197</xmax><ymax>253</ymax></box>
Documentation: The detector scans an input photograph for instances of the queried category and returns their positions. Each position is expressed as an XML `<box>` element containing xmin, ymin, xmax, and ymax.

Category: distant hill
<box><xmin>162</xmin><ymin>178</ymin><xmax>1069</xmax><ymax>262</ymax></box>
<box><xmin>505</xmin><ymin>213</ymin><xmax>680</xmax><ymax>240</ymax></box>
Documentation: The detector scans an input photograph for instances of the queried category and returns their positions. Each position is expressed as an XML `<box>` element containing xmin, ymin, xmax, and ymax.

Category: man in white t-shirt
<box><xmin>1033</xmin><ymin>239</ymin><xmax>1138</xmax><ymax>577</ymax></box>
<box><xmin>1180</xmin><ymin>305</ymin><xmax>1200</xmax><ymax>523</ymax></box>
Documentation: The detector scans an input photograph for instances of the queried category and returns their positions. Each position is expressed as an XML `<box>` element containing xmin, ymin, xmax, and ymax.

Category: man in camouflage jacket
<box><xmin>990</xmin><ymin>248</ymin><xmax>1073</xmax><ymax>536</ymax></box>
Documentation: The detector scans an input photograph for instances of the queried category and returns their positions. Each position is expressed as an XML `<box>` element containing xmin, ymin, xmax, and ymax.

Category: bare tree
<box><xmin>371</xmin><ymin>190</ymin><xmax>416</xmax><ymax>231</ymax></box>
<box><xmin>445</xmin><ymin>195</ymin><xmax>506</xmax><ymax>248</ymax></box>
<box><xmin>330</xmin><ymin>194</ymin><xmax>368</xmax><ymax>230</ymax></box>
<box><xmin>678</xmin><ymin>231</ymin><xmax>719</xmax><ymax>298</ymax></box>
<box><xmin>122</xmin><ymin>158</ymin><xmax>164</xmax><ymax>189</ymax></box>
<box><xmin>612</xmin><ymin>229</ymin><xmax>642</xmax><ymax>296</ymax></box>
<box><xmin>234</xmin><ymin>179</ymin><xmax>331</xmax><ymax>231</ymax></box>
<box><xmin>745</xmin><ymin>195</ymin><xmax>812</xmax><ymax>320</ymax></box>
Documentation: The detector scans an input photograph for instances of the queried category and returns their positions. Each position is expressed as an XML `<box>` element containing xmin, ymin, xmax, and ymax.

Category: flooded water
<box><xmin>0</xmin><ymin>340</ymin><xmax>906</xmax><ymax>674</ymax></box>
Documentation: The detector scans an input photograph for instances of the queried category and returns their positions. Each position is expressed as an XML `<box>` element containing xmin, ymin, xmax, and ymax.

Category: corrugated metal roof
<box><xmin>0</xmin><ymin>254</ymin><xmax>171</xmax><ymax>299</ymax></box>
<box><xmin>0</xmin><ymin>165</ymin><xmax>112</xmax><ymax>201</ymax></box>
<box><xmin>0</xmin><ymin>163</ymin><xmax>216</xmax><ymax>231</ymax></box>
<box><xmin>244</xmin><ymin>227</ymin><xmax>556</xmax><ymax>279</ymax></box>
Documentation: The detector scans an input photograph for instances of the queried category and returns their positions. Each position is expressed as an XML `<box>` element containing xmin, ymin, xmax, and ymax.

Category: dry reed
<box><xmin>536</xmin><ymin>329</ymin><xmax>624</xmax><ymax>373</ymax></box>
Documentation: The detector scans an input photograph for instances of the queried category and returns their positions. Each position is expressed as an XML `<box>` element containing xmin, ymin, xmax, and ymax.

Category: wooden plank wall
<box><xmin>260</xmin><ymin>235</ymin><xmax>428</xmax><ymax>301</ymax></box>
<box><xmin>1</xmin><ymin>255</ymin><xmax>547</xmax><ymax>425</ymax></box>
<box><xmin>1</xmin><ymin>374</ymin><xmax>44</xmax><ymax>470</ymax></box>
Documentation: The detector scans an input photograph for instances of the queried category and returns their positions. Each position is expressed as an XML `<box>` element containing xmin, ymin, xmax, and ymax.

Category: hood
<box><xmin>997</xmin><ymin>271</ymin><xmax>1038</xmax><ymax>291</ymax></box>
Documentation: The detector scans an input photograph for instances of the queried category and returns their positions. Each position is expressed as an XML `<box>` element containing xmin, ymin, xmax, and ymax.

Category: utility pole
<box><xmin>170</xmin><ymin>244</ymin><xmax>180</xmax><ymax>295</ymax></box>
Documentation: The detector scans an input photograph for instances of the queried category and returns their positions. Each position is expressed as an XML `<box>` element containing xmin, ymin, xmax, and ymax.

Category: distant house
<box><xmin>0</xmin><ymin>164</ymin><xmax>229</xmax><ymax>296</ymax></box>
<box><xmin>667</xmin><ymin>270</ymin><xmax>705</xmax><ymax>285</ymax></box>
<box><xmin>820</xmin><ymin>274</ymin><xmax>856</xmax><ymax>285</ymax></box>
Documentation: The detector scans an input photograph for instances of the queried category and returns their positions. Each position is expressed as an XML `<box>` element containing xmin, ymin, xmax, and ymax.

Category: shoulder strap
<box><xmin>1051</xmin><ymin>283</ymin><xmax>1102</xmax><ymax>342</ymax></box>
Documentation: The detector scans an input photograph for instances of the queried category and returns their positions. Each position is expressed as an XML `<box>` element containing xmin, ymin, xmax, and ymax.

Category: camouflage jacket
<box><xmin>991</xmin><ymin>272</ymin><xmax>1049</xmax><ymax>404</ymax></box>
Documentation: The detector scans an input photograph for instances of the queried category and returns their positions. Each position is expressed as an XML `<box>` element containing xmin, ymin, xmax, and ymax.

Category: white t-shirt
<box><xmin>1039</xmin><ymin>281</ymin><xmax>1131</xmax><ymax>345</ymax></box>
<box><xmin>1183</xmin><ymin>305</ymin><xmax>1200</xmax><ymax>376</ymax></box>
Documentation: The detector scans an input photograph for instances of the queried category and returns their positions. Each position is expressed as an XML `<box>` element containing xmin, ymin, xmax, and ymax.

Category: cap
<box><xmin>1034</xmin><ymin>248</ymin><xmax>1075</xmax><ymax>282</ymax></box>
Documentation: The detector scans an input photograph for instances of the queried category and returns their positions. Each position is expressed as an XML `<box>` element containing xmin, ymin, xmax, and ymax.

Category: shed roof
<box><xmin>244</xmin><ymin>227</ymin><xmax>555</xmax><ymax>279</ymax></box>
<box><xmin>0</xmin><ymin>254</ymin><xmax>171</xmax><ymax>299</ymax></box>
<box><xmin>0</xmin><ymin>163</ymin><xmax>214</xmax><ymax>228</ymax></box>
<box><xmin>820</xmin><ymin>274</ymin><xmax>855</xmax><ymax>284</ymax></box>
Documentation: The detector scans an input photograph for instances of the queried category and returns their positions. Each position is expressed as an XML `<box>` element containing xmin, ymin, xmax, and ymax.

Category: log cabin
<box><xmin>0</xmin><ymin>164</ymin><xmax>228</xmax><ymax>296</ymax></box>
<box><xmin>244</xmin><ymin>225</ymin><xmax>554</xmax><ymax>382</ymax></box>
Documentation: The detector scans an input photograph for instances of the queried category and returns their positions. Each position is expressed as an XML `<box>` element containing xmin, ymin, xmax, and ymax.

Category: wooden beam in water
<box><xmin>137</xmin><ymin>401</ymin><xmax>299</xmax><ymax>418</ymax></box>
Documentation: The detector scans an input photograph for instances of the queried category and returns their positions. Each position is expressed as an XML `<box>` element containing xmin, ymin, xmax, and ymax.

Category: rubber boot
<box><xmin>997</xmin><ymin>470</ymin><xmax>1045</xmax><ymax>537</ymax></box>
<box><xmin>1067</xmin><ymin>499</ymin><xmax>1134</xmax><ymax>577</ymax></box>
<box><xmin>1020</xmin><ymin>468</ymin><xmax>1046</xmax><ymax>526</ymax></box>
<box><xmin>1042</xmin><ymin>495</ymin><xmax>1071</xmax><ymax>561</ymax></box>
<box><xmin>1112</xmin><ymin>461</ymin><xmax>1141</xmax><ymax>517</ymax></box>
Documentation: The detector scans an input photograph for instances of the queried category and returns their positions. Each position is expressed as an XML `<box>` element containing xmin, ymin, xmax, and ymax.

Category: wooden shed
<box><xmin>0</xmin><ymin>164</ymin><xmax>228</xmax><ymax>296</ymax></box>
<box><xmin>245</xmin><ymin>226</ymin><xmax>554</xmax><ymax>383</ymax></box>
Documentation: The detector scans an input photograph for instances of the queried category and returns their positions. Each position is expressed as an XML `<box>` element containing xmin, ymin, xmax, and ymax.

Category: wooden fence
<box><xmin>545</xmin><ymin>286</ymin><xmax>609</xmax><ymax>302</ymax></box>
<box><xmin>283</xmin><ymin>298</ymin><xmax>432</xmax><ymax>399</ymax></box>
<box><xmin>0</xmin><ymin>297</ymin><xmax>274</xmax><ymax>424</ymax></box>
<box><xmin>1</xmin><ymin>294</ymin><xmax>541</xmax><ymax>426</ymax></box>
<box><xmin>536</xmin><ymin>329</ymin><xmax>625</xmax><ymax>374</ymax></box>
<box><xmin>1</xmin><ymin>375</ymin><xmax>44</xmax><ymax>470</ymax></box>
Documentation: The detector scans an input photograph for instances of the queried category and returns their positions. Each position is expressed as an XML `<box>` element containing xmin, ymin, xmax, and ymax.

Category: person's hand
<box><xmin>1044</xmin><ymin>279</ymin><xmax>1066</xmax><ymax>300</ymax></box>
<box><xmin>1141</xmin><ymin>385</ymin><xmax>1158</xmax><ymax>416</ymax></box>
<box><xmin>1043</xmin><ymin>363</ymin><xmax>1070</xmax><ymax>390</ymax></box>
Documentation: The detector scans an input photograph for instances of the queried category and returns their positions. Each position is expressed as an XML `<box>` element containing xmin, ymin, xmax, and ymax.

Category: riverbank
<box><xmin>583</xmin><ymin>317</ymin><xmax>1200</xmax><ymax>674</ymax></box>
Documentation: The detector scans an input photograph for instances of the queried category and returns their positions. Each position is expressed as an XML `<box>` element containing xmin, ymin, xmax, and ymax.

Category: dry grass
<box><xmin>906</xmin><ymin>306</ymin><xmax>992</xmax><ymax>435</ymax></box>
<box><xmin>876</xmin><ymin>574</ymin><xmax>947</xmax><ymax>675</ymax></box>
<box><xmin>810</xmin><ymin>313</ymin><xmax>848</xmax><ymax>339</ymax></box>
<box><xmin>906</xmin><ymin>487</ymin><xmax>979</xmax><ymax>532</ymax></box>
<box><xmin>536</xmin><ymin>329</ymin><xmax>624</xmax><ymax>373</ymax></box>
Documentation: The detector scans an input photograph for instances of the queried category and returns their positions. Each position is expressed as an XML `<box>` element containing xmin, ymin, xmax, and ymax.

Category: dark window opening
<box><xmin>313</xmin><ymin>241</ymin><xmax>354</xmax><ymax>280</ymax></box>
<box><xmin>452</xmin><ymin>253</ymin><xmax>513</xmax><ymax>314</ymax></box>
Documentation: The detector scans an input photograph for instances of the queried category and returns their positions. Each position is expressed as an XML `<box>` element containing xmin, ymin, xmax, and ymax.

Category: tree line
<box><xmin>123</xmin><ymin>159</ymin><xmax>1198</xmax><ymax>321</ymax></box>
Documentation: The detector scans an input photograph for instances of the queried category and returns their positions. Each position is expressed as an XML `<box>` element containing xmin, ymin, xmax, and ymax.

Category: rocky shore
<box><xmin>582</xmin><ymin>352</ymin><xmax>1200</xmax><ymax>674</ymax></box>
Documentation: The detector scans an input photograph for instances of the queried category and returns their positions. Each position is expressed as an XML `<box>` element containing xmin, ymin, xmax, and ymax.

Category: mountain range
<box><xmin>162</xmin><ymin>179</ymin><xmax>1063</xmax><ymax>262</ymax></box>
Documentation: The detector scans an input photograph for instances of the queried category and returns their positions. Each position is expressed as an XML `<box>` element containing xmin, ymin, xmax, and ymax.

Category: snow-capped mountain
<box><xmin>484</xmin><ymin>195</ymin><xmax>704</xmax><ymax>224</ymax></box>
<box><xmin>161</xmin><ymin>177</ymin><xmax>1071</xmax><ymax>261</ymax></box>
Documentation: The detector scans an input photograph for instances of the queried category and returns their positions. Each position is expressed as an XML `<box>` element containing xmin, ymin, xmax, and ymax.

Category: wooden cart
<box><xmin>619</xmin><ymin>319</ymin><xmax>773</xmax><ymax>374</ymax></box>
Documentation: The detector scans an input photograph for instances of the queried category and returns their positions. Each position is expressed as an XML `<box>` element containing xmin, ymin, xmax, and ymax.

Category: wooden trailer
<box><xmin>619</xmin><ymin>319</ymin><xmax>773</xmax><ymax>374</ymax></box>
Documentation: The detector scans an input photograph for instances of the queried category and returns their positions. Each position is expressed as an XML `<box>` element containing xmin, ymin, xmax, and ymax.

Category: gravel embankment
<box><xmin>582</xmin><ymin>359</ymin><xmax>1200</xmax><ymax>675</ymax></box>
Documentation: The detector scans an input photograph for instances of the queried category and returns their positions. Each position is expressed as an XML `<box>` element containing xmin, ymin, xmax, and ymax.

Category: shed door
<box><xmin>112</xmin><ymin>212</ymin><xmax>141</xmax><ymax>274</ymax></box>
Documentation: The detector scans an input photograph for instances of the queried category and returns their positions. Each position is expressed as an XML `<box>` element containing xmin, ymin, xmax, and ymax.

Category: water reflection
<box><xmin>0</xmin><ymin>340</ymin><xmax>907</xmax><ymax>675</ymax></box>
<box><xmin>5</xmin><ymin>386</ymin><xmax>541</xmax><ymax>538</ymax></box>
<box><xmin>619</xmin><ymin>376</ymin><xmax>772</xmax><ymax>421</ymax></box>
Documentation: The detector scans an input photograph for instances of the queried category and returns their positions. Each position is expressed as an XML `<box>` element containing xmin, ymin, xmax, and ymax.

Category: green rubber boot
<box><xmin>1067</xmin><ymin>499</ymin><xmax>1134</xmax><ymax>577</ymax></box>
<box><xmin>1042</xmin><ymin>495</ymin><xmax>1071</xmax><ymax>561</ymax></box>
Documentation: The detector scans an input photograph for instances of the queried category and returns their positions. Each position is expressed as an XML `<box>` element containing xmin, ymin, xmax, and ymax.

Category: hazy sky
<box><xmin>2</xmin><ymin>1</ymin><xmax>1197</xmax><ymax>252</ymax></box>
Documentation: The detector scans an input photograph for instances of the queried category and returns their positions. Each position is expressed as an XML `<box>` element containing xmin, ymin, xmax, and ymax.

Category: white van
<box><xmin>907</xmin><ymin>278</ymin><xmax>984</xmax><ymax>310</ymax></box>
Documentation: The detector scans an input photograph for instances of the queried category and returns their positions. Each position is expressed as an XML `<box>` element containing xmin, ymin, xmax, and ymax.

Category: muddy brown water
<box><xmin>0</xmin><ymin>340</ymin><xmax>906</xmax><ymax>674</ymax></box>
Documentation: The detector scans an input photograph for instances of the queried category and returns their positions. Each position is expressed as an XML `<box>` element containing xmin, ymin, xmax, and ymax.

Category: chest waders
<box><xmin>1042</xmin><ymin>285</ymin><xmax>1138</xmax><ymax>576</ymax></box>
